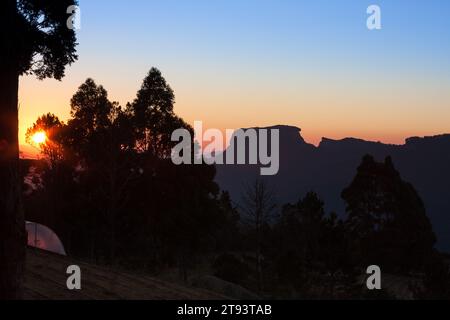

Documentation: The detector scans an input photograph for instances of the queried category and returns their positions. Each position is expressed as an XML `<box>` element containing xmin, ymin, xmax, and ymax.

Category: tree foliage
<box><xmin>11</xmin><ymin>0</ymin><xmax>78</xmax><ymax>79</ymax></box>
<box><xmin>342</xmin><ymin>155</ymin><xmax>436</xmax><ymax>272</ymax></box>
<box><xmin>25</xmin><ymin>69</ymin><xmax>236</xmax><ymax>276</ymax></box>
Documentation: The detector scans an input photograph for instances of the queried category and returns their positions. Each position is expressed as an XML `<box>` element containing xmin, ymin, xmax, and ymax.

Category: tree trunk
<box><xmin>0</xmin><ymin>0</ymin><xmax>25</xmax><ymax>299</ymax></box>
<box><xmin>0</xmin><ymin>67</ymin><xmax>26</xmax><ymax>300</ymax></box>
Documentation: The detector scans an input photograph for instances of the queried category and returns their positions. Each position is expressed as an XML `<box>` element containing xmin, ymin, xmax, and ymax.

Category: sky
<box><xmin>19</xmin><ymin>0</ymin><xmax>450</xmax><ymax>149</ymax></box>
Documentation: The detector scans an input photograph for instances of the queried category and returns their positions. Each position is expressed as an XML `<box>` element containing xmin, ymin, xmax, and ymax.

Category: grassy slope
<box><xmin>24</xmin><ymin>248</ymin><xmax>227</xmax><ymax>300</ymax></box>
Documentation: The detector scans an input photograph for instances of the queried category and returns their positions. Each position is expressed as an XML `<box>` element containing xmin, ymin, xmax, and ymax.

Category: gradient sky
<box><xmin>19</xmin><ymin>0</ymin><xmax>450</xmax><ymax>148</ymax></box>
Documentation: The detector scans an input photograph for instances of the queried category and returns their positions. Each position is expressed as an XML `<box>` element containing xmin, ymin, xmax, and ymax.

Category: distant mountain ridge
<box><xmin>216</xmin><ymin>125</ymin><xmax>450</xmax><ymax>252</ymax></box>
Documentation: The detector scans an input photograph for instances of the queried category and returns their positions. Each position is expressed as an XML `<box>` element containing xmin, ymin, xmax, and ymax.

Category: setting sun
<box><xmin>31</xmin><ymin>131</ymin><xmax>47</xmax><ymax>145</ymax></box>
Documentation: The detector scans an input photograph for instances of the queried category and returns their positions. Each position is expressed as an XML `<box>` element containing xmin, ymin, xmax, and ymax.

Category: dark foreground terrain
<box><xmin>24</xmin><ymin>249</ymin><xmax>225</xmax><ymax>300</ymax></box>
<box><xmin>25</xmin><ymin>248</ymin><xmax>432</xmax><ymax>300</ymax></box>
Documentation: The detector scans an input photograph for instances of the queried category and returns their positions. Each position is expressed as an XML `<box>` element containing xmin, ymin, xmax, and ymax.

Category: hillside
<box><xmin>24</xmin><ymin>248</ymin><xmax>226</xmax><ymax>300</ymax></box>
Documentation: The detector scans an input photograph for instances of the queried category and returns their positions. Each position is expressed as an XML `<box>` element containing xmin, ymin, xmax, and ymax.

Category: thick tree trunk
<box><xmin>0</xmin><ymin>0</ymin><xmax>26</xmax><ymax>300</ymax></box>
<box><xmin>0</xmin><ymin>67</ymin><xmax>25</xmax><ymax>300</ymax></box>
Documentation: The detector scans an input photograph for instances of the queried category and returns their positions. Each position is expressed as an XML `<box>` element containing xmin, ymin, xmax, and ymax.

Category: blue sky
<box><xmin>20</xmin><ymin>0</ymin><xmax>450</xmax><ymax>145</ymax></box>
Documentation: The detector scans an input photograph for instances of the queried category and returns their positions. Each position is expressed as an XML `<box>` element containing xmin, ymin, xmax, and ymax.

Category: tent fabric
<box><xmin>26</xmin><ymin>221</ymin><xmax>67</xmax><ymax>256</ymax></box>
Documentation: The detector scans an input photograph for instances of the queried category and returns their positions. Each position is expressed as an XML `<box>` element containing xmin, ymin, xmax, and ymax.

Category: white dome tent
<box><xmin>26</xmin><ymin>221</ymin><xmax>67</xmax><ymax>256</ymax></box>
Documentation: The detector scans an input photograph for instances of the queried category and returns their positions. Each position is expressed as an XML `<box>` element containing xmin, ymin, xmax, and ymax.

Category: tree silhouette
<box><xmin>66</xmin><ymin>79</ymin><xmax>116</xmax><ymax>159</ymax></box>
<box><xmin>342</xmin><ymin>155</ymin><xmax>436</xmax><ymax>272</ymax></box>
<box><xmin>66</xmin><ymin>79</ymin><xmax>137</xmax><ymax>264</ymax></box>
<box><xmin>241</xmin><ymin>179</ymin><xmax>276</xmax><ymax>292</ymax></box>
<box><xmin>279</xmin><ymin>192</ymin><xmax>326</xmax><ymax>262</ymax></box>
<box><xmin>127</xmin><ymin>67</ymin><xmax>181</xmax><ymax>158</ymax></box>
<box><xmin>26</xmin><ymin>113</ymin><xmax>66</xmax><ymax>166</ymax></box>
<box><xmin>23</xmin><ymin>72</ymin><xmax>228</xmax><ymax>277</ymax></box>
<box><xmin>0</xmin><ymin>0</ymin><xmax>78</xmax><ymax>299</ymax></box>
<box><xmin>273</xmin><ymin>192</ymin><xmax>349</xmax><ymax>295</ymax></box>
